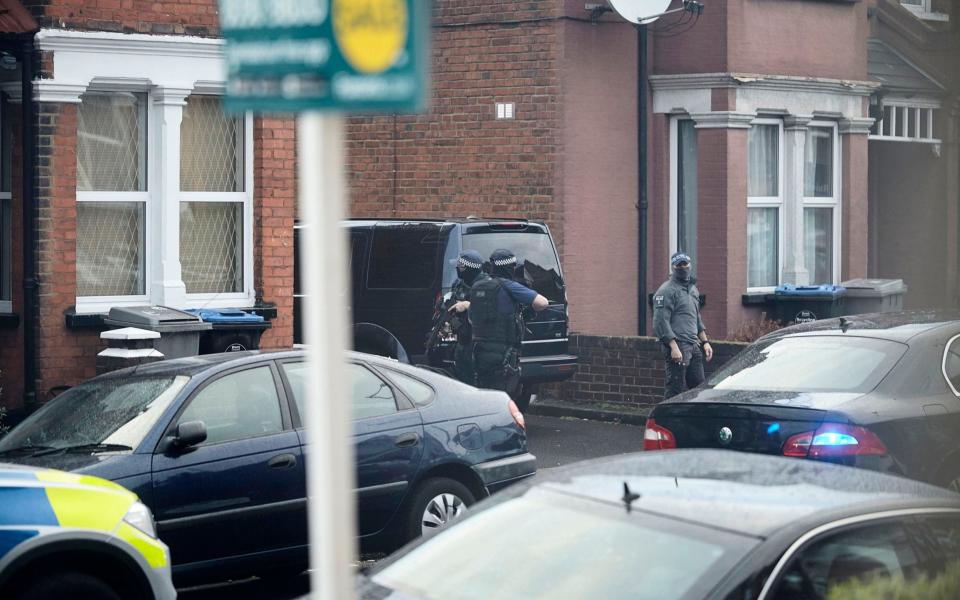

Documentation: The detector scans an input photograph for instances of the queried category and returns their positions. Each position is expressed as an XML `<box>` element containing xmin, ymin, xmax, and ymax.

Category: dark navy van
<box><xmin>294</xmin><ymin>218</ymin><xmax>577</xmax><ymax>408</ymax></box>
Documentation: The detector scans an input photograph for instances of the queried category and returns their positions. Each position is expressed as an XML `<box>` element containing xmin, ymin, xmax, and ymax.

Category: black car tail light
<box><xmin>643</xmin><ymin>418</ymin><xmax>677</xmax><ymax>451</ymax></box>
<box><xmin>782</xmin><ymin>423</ymin><xmax>887</xmax><ymax>459</ymax></box>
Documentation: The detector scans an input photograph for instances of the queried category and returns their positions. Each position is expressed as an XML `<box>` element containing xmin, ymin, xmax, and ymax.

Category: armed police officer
<box><xmin>653</xmin><ymin>252</ymin><xmax>713</xmax><ymax>399</ymax></box>
<box><xmin>447</xmin><ymin>250</ymin><xmax>488</xmax><ymax>384</ymax></box>
<box><xmin>450</xmin><ymin>249</ymin><xmax>548</xmax><ymax>399</ymax></box>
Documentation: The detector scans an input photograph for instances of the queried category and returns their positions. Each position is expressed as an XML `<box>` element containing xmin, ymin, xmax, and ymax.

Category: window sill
<box><xmin>64</xmin><ymin>307</ymin><xmax>108</xmax><ymax>331</ymax></box>
<box><xmin>0</xmin><ymin>313</ymin><xmax>20</xmax><ymax>329</ymax></box>
<box><xmin>65</xmin><ymin>302</ymin><xmax>277</xmax><ymax>331</ymax></box>
<box><xmin>742</xmin><ymin>292</ymin><xmax>772</xmax><ymax>306</ymax></box>
<box><xmin>903</xmin><ymin>7</ymin><xmax>950</xmax><ymax>22</ymax></box>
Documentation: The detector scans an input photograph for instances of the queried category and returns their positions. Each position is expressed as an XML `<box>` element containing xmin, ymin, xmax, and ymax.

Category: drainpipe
<box><xmin>20</xmin><ymin>36</ymin><xmax>37</xmax><ymax>408</ymax></box>
<box><xmin>637</xmin><ymin>24</ymin><xmax>648</xmax><ymax>336</ymax></box>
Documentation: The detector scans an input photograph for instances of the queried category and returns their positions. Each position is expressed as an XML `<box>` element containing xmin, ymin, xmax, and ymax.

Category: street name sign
<box><xmin>218</xmin><ymin>0</ymin><xmax>428</xmax><ymax>113</ymax></box>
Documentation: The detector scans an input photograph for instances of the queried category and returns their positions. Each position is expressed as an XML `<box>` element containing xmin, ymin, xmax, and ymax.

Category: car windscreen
<box><xmin>372</xmin><ymin>487</ymin><xmax>755</xmax><ymax>600</ymax></box>
<box><xmin>0</xmin><ymin>375</ymin><xmax>188</xmax><ymax>452</ymax></box>
<box><xmin>708</xmin><ymin>336</ymin><xmax>907</xmax><ymax>393</ymax></box>
<box><xmin>462</xmin><ymin>231</ymin><xmax>561</xmax><ymax>275</ymax></box>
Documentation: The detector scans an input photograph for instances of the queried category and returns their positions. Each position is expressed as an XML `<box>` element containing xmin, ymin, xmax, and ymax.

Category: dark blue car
<box><xmin>0</xmin><ymin>350</ymin><xmax>535</xmax><ymax>585</ymax></box>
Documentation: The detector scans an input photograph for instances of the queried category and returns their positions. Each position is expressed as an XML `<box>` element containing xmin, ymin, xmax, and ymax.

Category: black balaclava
<box><xmin>489</xmin><ymin>249</ymin><xmax>518</xmax><ymax>279</ymax></box>
<box><xmin>671</xmin><ymin>252</ymin><xmax>692</xmax><ymax>283</ymax></box>
<box><xmin>457</xmin><ymin>250</ymin><xmax>485</xmax><ymax>285</ymax></box>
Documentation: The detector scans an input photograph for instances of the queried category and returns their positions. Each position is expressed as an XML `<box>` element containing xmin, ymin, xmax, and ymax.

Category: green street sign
<box><xmin>218</xmin><ymin>0</ymin><xmax>428</xmax><ymax>113</ymax></box>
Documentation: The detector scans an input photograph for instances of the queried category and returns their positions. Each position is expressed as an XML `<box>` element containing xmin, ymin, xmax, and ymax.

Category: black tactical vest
<box><xmin>469</xmin><ymin>277</ymin><xmax>520</xmax><ymax>345</ymax></box>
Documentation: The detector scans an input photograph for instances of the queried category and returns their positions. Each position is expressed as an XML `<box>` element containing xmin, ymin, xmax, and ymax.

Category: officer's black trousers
<box><xmin>453</xmin><ymin>343</ymin><xmax>476</xmax><ymax>386</ymax></box>
<box><xmin>473</xmin><ymin>341</ymin><xmax>521</xmax><ymax>400</ymax></box>
<box><xmin>663</xmin><ymin>342</ymin><xmax>705</xmax><ymax>399</ymax></box>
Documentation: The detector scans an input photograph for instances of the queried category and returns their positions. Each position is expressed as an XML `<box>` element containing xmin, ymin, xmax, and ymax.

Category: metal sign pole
<box><xmin>297</xmin><ymin>111</ymin><xmax>357</xmax><ymax>600</ymax></box>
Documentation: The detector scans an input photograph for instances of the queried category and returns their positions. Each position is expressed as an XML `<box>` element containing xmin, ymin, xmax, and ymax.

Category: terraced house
<box><xmin>0</xmin><ymin>0</ymin><xmax>957</xmax><ymax>411</ymax></box>
<box><xmin>0</xmin><ymin>0</ymin><xmax>296</xmax><ymax>413</ymax></box>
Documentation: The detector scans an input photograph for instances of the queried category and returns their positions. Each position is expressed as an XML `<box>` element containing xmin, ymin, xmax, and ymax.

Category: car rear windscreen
<box><xmin>373</xmin><ymin>487</ymin><xmax>755</xmax><ymax>600</ymax></box>
<box><xmin>709</xmin><ymin>335</ymin><xmax>908</xmax><ymax>393</ymax></box>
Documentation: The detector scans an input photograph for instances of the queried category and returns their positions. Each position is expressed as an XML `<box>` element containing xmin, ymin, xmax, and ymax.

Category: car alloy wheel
<box><xmin>421</xmin><ymin>492</ymin><xmax>467</xmax><ymax>534</ymax></box>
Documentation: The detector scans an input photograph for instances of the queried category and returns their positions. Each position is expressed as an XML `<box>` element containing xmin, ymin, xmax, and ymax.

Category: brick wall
<box><xmin>347</xmin><ymin>1</ymin><xmax>565</xmax><ymax>250</ymax></box>
<box><xmin>34</xmin><ymin>101</ymin><xmax>102</xmax><ymax>399</ymax></box>
<box><xmin>254</xmin><ymin>116</ymin><xmax>296</xmax><ymax>349</ymax></box>
<box><xmin>542</xmin><ymin>334</ymin><xmax>747</xmax><ymax>412</ymax></box>
<box><xmin>22</xmin><ymin>0</ymin><xmax>220</xmax><ymax>36</ymax></box>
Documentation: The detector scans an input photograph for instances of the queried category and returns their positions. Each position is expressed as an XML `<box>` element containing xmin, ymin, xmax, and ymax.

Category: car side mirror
<box><xmin>172</xmin><ymin>421</ymin><xmax>207</xmax><ymax>450</ymax></box>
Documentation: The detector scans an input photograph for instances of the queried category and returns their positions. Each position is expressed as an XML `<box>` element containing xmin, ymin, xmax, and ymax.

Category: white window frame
<box><xmin>75</xmin><ymin>91</ymin><xmax>152</xmax><ymax>313</ymax></box>
<box><xmin>900</xmin><ymin>0</ymin><xmax>950</xmax><ymax>22</ymax></box>
<box><xmin>73</xmin><ymin>92</ymin><xmax>254</xmax><ymax>314</ymax></box>
<box><xmin>747</xmin><ymin>118</ymin><xmax>785</xmax><ymax>293</ymax></box>
<box><xmin>180</xmin><ymin>108</ymin><xmax>255</xmax><ymax>308</ymax></box>
<box><xmin>0</xmin><ymin>93</ymin><xmax>11</xmax><ymax>313</ymax></box>
<box><xmin>669</xmin><ymin>116</ymin><xmax>689</xmax><ymax>258</ymax></box>
<box><xmin>802</xmin><ymin>121</ymin><xmax>842</xmax><ymax>285</ymax></box>
<box><xmin>869</xmin><ymin>100</ymin><xmax>941</xmax><ymax>144</ymax></box>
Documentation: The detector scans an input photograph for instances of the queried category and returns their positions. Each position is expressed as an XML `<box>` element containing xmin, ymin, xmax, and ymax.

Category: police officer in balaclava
<box><xmin>450</xmin><ymin>249</ymin><xmax>548</xmax><ymax>399</ymax></box>
<box><xmin>447</xmin><ymin>250</ymin><xmax>487</xmax><ymax>384</ymax></box>
<box><xmin>652</xmin><ymin>252</ymin><xmax>713</xmax><ymax>399</ymax></box>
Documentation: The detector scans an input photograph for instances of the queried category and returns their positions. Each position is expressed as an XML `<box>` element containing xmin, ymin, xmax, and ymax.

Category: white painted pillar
<box><xmin>782</xmin><ymin>115</ymin><xmax>811</xmax><ymax>286</ymax></box>
<box><xmin>151</xmin><ymin>86</ymin><xmax>191</xmax><ymax>308</ymax></box>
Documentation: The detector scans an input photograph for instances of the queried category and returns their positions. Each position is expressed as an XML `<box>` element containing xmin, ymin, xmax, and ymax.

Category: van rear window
<box><xmin>462</xmin><ymin>231</ymin><xmax>561</xmax><ymax>274</ymax></box>
<box><xmin>368</xmin><ymin>224</ymin><xmax>444</xmax><ymax>289</ymax></box>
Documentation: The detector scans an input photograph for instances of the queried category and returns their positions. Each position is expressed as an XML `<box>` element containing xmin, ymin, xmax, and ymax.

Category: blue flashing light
<box><xmin>812</xmin><ymin>432</ymin><xmax>859</xmax><ymax>446</ymax></box>
<box><xmin>766</xmin><ymin>423</ymin><xmax>781</xmax><ymax>435</ymax></box>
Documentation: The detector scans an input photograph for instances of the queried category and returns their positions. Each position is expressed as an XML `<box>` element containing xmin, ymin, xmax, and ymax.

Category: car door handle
<box><xmin>395</xmin><ymin>433</ymin><xmax>420</xmax><ymax>448</ymax></box>
<box><xmin>268</xmin><ymin>453</ymin><xmax>297</xmax><ymax>469</ymax></box>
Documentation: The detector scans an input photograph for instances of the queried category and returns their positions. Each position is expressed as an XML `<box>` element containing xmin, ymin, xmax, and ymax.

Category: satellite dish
<box><xmin>607</xmin><ymin>0</ymin><xmax>673</xmax><ymax>24</ymax></box>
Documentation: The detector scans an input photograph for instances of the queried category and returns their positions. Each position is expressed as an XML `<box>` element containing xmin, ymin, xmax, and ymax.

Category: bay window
<box><xmin>746</xmin><ymin>118</ymin><xmax>840</xmax><ymax>291</ymax></box>
<box><xmin>747</xmin><ymin>120</ymin><xmax>782</xmax><ymax>290</ymax></box>
<box><xmin>803</xmin><ymin>123</ymin><xmax>839</xmax><ymax>285</ymax></box>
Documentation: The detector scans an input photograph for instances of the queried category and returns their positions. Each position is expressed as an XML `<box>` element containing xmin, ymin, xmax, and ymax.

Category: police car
<box><xmin>0</xmin><ymin>464</ymin><xmax>175</xmax><ymax>600</ymax></box>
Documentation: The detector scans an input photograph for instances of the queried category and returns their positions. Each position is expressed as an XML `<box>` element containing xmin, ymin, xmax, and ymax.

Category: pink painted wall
<box><xmin>729</xmin><ymin>0</ymin><xmax>869</xmax><ymax>80</ymax></box>
<box><xmin>842</xmin><ymin>132</ymin><xmax>870</xmax><ymax>281</ymax></box>
<box><xmin>560</xmin><ymin>19</ymin><xmax>639</xmax><ymax>335</ymax></box>
<box><xmin>654</xmin><ymin>0</ymin><xmax>867</xmax><ymax>80</ymax></box>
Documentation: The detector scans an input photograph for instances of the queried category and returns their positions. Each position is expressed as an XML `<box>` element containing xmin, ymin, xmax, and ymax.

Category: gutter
<box><xmin>637</xmin><ymin>24</ymin><xmax>648</xmax><ymax>336</ymax></box>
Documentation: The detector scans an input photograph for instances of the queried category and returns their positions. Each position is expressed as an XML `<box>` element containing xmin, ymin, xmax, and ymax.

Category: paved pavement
<box><xmin>180</xmin><ymin>413</ymin><xmax>644</xmax><ymax>599</ymax></box>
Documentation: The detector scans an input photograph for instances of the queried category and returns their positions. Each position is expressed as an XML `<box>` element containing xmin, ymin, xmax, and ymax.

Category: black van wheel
<box><xmin>514</xmin><ymin>384</ymin><xmax>537</xmax><ymax>412</ymax></box>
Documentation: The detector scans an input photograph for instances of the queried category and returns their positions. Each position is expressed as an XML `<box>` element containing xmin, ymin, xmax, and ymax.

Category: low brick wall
<box><xmin>540</xmin><ymin>334</ymin><xmax>748</xmax><ymax>413</ymax></box>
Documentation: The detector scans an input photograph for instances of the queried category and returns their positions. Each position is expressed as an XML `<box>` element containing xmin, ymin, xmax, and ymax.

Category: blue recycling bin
<box><xmin>770</xmin><ymin>284</ymin><xmax>847</xmax><ymax>325</ymax></box>
<box><xmin>185</xmin><ymin>309</ymin><xmax>272</xmax><ymax>354</ymax></box>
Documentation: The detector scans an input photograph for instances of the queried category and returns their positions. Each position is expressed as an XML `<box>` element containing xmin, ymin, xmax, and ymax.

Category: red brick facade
<box><xmin>347</xmin><ymin>1</ymin><xmax>565</xmax><ymax>250</ymax></box>
<box><xmin>32</xmin><ymin>102</ymin><xmax>103</xmax><ymax>400</ymax></box>
<box><xmin>253</xmin><ymin>116</ymin><xmax>297</xmax><ymax>349</ymax></box>
<box><xmin>21</xmin><ymin>0</ymin><xmax>220</xmax><ymax>36</ymax></box>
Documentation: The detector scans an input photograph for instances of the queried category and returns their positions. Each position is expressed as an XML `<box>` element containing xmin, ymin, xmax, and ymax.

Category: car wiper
<box><xmin>31</xmin><ymin>443</ymin><xmax>134</xmax><ymax>456</ymax></box>
<box><xmin>0</xmin><ymin>444</ymin><xmax>56</xmax><ymax>457</ymax></box>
